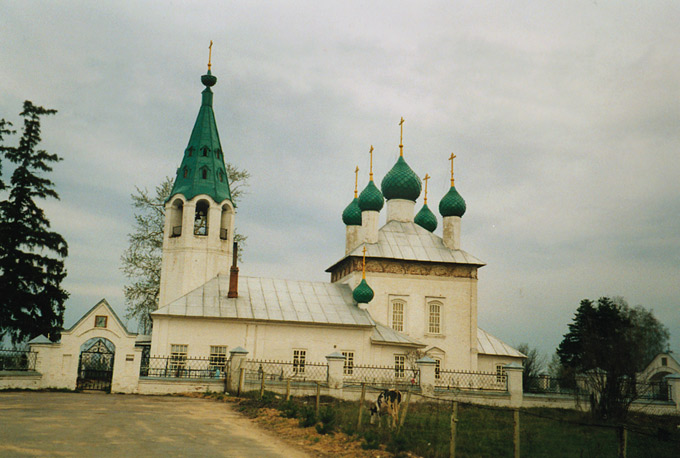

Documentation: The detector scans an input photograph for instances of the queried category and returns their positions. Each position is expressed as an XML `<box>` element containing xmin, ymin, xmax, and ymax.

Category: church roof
<box><xmin>477</xmin><ymin>328</ymin><xmax>525</xmax><ymax>358</ymax></box>
<box><xmin>153</xmin><ymin>275</ymin><xmax>374</xmax><ymax>327</ymax></box>
<box><xmin>168</xmin><ymin>70</ymin><xmax>233</xmax><ymax>204</ymax></box>
<box><xmin>371</xmin><ymin>321</ymin><xmax>426</xmax><ymax>347</ymax></box>
<box><xmin>326</xmin><ymin>220</ymin><xmax>485</xmax><ymax>272</ymax></box>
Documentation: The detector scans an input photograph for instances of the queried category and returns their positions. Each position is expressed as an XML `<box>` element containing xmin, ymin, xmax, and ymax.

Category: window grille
<box><xmin>342</xmin><ymin>351</ymin><xmax>354</xmax><ymax>375</ymax></box>
<box><xmin>434</xmin><ymin>358</ymin><xmax>441</xmax><ymax>379</ymax></box>
<box><xmin>293</xmin><ymin>349</ymin><xmax>306</xmax><ymax>374</ymax></box>
<box><xmin>428</xmin><ymin>302</ymin><xmax>441</xmax><ymax>334</ymax></box>
<box><xmin>170</xmin><ymin>345</ymin><xmax>188</xmax><ymax>371</ymax></box>
<box><xmin>392</xmin><ymin>301</ymin><xmax>404</xmax><ymax>332</ymax></box>
<box><xmin>209</xmin><ymin>346</ymin><xmax>227</xmax><ymax>371</ymax></box>
<box><xmin>394</xmin><ymin>355</ymin><xmax>406</xmax><ymax>378</ymax></box>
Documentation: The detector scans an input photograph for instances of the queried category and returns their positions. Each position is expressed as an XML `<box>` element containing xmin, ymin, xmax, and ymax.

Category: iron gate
<box><xmin>76</xmin><ymin>339</ymin><xmax>114</xmax><ymax>392</ymax></box>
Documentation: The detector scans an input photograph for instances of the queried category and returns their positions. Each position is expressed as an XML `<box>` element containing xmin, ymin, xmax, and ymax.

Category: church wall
<box><xmin>151</xmin><ymin>316</ymin><xmax>376</xmax><ymax>364</ymax></box>
<box><xmin>342</xmin><ymin>269</ymin><xmax>479</xmax><ymax>371</ymax></box>
<box><xmin>477</xmin><ymin>354</ymin><xmax>522</xmax><ymax>374</ymax></box>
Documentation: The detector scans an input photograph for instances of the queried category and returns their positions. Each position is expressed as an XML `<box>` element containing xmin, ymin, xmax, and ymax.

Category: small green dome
<box><xmin>381</xmin><ymin>156</ymin><xmax>422</xmax><ymax>201</ymax></box>
<box><xmin>439</xmin><ymin>186</ymin><xmax>466</xmax><ymax>217</ymax></box>
<box><xmin>358</xmin><ymin>180</ymin><xmax>384</xmax><ymax>212</ymax></box>
<box><xmin>414</xmin><ymin>204</ymin><xmax>438</xmax><ymax>232</ymax></box>
<box><xmin>353</xmin><ymin>278</ymin><xmax>374</xmax><ymax>304</ymax></box>
<box><xmin>342</xmin><ymin>198</ymin><xmax>362</xmax><ymax>226</ymax></box>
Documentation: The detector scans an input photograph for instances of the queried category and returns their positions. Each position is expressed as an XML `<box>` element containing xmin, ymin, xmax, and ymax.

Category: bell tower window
<box><xmin>169</xmin><ymin>199</ymin><xmax>183</xmax><ymax>238</ymax></box>
<box><xmin>194</xmin><ymin>199</ymin><xmax>210</xmax><ymax>236</ymax></box>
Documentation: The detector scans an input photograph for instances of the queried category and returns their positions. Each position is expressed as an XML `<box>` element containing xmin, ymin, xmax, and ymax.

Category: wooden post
<box><xmin>285</xmin><ymin>379</ymin><xmax>291</xmax><ymax>401</ymax></box>
<box><xmin>617</xmin><ymin>426</ymin><xmax>627</xmax><ymax>458</ymax></box>
<box><xmin>238</xmin><ymin>367</ymin><xmax>245</xmax><ymax>396</ymax></box>
<box><xmin>357</xmin><ymin>383</ymin><xmax>366</xmax><ymax>429</ymax></box>
<box><xmin>260</xmin><ymin>373</ymin><xmax>265</xmax><ymax>399</ymax></box>
<box><xmin>398</xmin><ymin>391</ymin><xmax>412</xmax><ymax>431</ymax></box>
<box><xmin>315</xmin><ymin>382</ymin><xmax>321</xmax><ymax>417</ymax></box>
<box><xmin>513</xmin><ymin>409</ymin><xmax>520</xmax><ymax>458</ymax></box>
<box><xmin>450</xmin><ymin>401</ymin><xmax>458</xmax><ymax>458</ymax></box>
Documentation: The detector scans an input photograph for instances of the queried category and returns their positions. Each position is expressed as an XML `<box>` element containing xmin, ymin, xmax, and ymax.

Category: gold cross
<box><xmin>449</xmin><ymin>153</ymin><xmax>456</xmax><ymax>186</ymax></box>
<box><xmin>369</xmin><ymin>145</ymin><xmax>374</xmax><ymax>180</ymax></box>
<box><xmin>423</xmin><ymin>174</ymin><xmax>431</xmax><ymax>204</ymax></box>
<box><xmin>399</xmin><ymin>117</ymin><xmax>405</xmax><ymax>156</ymax></box>
<box><xmin>362</xmin><ymin>246</ymin><xmax>367</xmax><ymax>278</ymax></box>
<box><xmin>208</xmin><ymin>40</ymin><xmax>213</xmax><ymax>70</ymax></box>
<box><xmin>354</xmin><ymin>166</ymin><xmax>359</xmax><ymax>198</ymax></box>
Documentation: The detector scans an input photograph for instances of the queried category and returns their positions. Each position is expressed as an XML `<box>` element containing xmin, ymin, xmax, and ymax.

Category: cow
<box><xmin>369</xmin><ymin>389</ymin><xmax>402</xmax><ymax>428</ymax></box>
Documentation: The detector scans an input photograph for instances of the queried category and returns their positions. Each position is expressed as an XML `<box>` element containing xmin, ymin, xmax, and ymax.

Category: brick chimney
<box><xmin>227</xmin><ymin>242</ymin><xmax>239</xmax><ymax>298</ymax></box>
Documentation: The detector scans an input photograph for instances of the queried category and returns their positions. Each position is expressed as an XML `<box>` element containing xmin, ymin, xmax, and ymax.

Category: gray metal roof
<box><xmin>327</xmin><ymin>221</ymin><xmax>485</xmax><ymax>271</ymax></box>
<box><xmin>371</xmin><ymin>321</ymin><xmax>426</xmax><ymax>347</ymax></box>
<box><xmin>477</xmin><ymin>328</ymin><xmax>526</xmax><ymax>358</ymax></box>
<box><xmin>153</xmin><ymin>275</ymin><xmax>374</xmax><ymax>327</ymax></box>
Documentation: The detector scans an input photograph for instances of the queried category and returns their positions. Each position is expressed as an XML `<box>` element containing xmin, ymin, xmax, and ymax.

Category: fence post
<box><xmin>315</xmin><ymin>382</ymin><xmax>321</xmax><ymax>417</ymax></box>
<box><xmin>286</xmin><ymin>379</ymin><xmax>291</xmax><ymax>401</ymax></box>
<box><xmin>260</xmin><ymin>373</ymin><xmax>265</xmax><ymax>399</ymax></box>
<box><xmin>416</xmin><ymin>356</ymin><xmax>437</xmax><ymax>396</ymax></box>
<box><xmin>504</xmin><ymin>363</ymin><xmax>524</xmax><ymax>408</ymax></box>
<box><xmin>450</xmin><ymin>401</ymin><xmax>458</xmax><ymax>458</ymax></box>
<box><xmin>665</xmin><ymin>374</ymin><xmax>680</xmax><ymax>411</ymax></box>
<box><xmin>617</xmin><ymin>426</ymin><xmax>627</xmax><ymax>458</ymax></box>
<box><xmin>397</xmin><ymin>390</ymin><xmax>412</xmax><ymax>431</ymax></box>
<box><xmin>228</xmin><ymin>347</ymin><xmax>249</xmax><ymax>393</ymax></box>
<box><xmin>357</xmin><ymin>382</ymin><xmax>366</xmax><ymax>429</ymax></box>
<box><xmin>238</xmin><ymin>368</ymin><xmax>245</xmax><ymax>396</ymax></box>
<box><xmin>513</xmin><ymin>409</ymin><xmax>520</xmax><ymax>458</ymax></box>
<box><xmin>326</xmin><ymin>352</ymin><xmax>345</xmax><ymax>390</ymax></box>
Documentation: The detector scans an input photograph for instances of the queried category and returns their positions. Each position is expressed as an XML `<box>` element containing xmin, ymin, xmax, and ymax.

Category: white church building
<box><xmin>8</xmin><ymin>62</ymin><xmax>526</xmax><ymax>394</ymax></box>
<box><xmin>148</xmin><ymin>64</ymin><xmax>524</xmax><ymax>377</ymax></box>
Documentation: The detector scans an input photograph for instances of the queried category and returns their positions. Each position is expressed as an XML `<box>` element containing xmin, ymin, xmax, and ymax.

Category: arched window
<box><xmin>201</xmin><ymin>168</ymin><xmax>208</xmax><ymax>179</ymax></box>
<box><xmin>194</xmin><ymin>199</ymin><xmax>210</xmax><ymax>236</ymax></box>
<box><xmin>220</xmin><ymin>203</ymin><xmax>232</xmax><ymax>240</ymax></box>
<box><xmin>428</xmin><ymin>302</ymin><xmax>442</xmax><ymax>334</ymax></box>
<box><xmin>182</xmin><ymin>167</ymin><xmax>188</xmax><ymax>178</ymax></box>
<box><xmin>218</xmin><ymin>171</ymin><xmax>224</xmax><ymax>182</ymax></box>
<box><xmin>187</xmin><ymin>147</ymin><xmax>194</xmax><ymax>157</ymax></box>
<box><xmin>201</xmin><ymin>147</ymin><xmax>208</xmax><ymax>157</ymax></box>
<box><xmin>392</xmin><ymin>300</ymin><xmax>405</xmax><ymax>332</ymax></box>
<box><xmin>215</xmin><ymin>149</ymin><xmax>221</xmax><ymax>158</ymax></box>
<box><xmin>169</xmin><ymin>199</ymin><xmax>183</xmax><ymax>237</ymax></box>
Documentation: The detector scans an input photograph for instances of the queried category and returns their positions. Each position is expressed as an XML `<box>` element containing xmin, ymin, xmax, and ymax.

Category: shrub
<box><xmin>315</xmin><ymin>407</ymin><xmax>337</xmax><ymax>435</ymax></box>
<box><xmin>299</xmin><ymin>405</ymin><xmax>317</xmax><ymax>428</ymax></box>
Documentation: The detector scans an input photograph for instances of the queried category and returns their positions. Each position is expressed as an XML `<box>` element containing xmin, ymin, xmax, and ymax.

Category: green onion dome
<box><xmin>414</xmin><ymin>204</ymin><xmax>438</xmax><ymax>232</ymax></box>
<box><xmin>352</xmin><ymin>278</ymin><xmax>374</xmax><ymax>304</ymax></box>
<box><xmin>358</xmin><ymin>180</ymin><xmax>384</xmax><ymax>212</ymax></box>
<box><xmin>438</xmin><ymin>186</ymin><xmax>466</xmax><ymax>217</ymax></box>
<box><xmin>381</xmin><ymin>156</ymin><xmax>422</xmax><ymax>201</ymax></box>
<box><xmin>342</xmin><ymin>197</ymin><xmax>362</xmax><ymax>226</ymax></box>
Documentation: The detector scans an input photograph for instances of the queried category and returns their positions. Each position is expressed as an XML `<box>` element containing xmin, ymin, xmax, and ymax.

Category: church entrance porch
<box><xmin>76</xmin><ymin>338</ymin><xmax>115</xmax><ymax>392</ymax></box>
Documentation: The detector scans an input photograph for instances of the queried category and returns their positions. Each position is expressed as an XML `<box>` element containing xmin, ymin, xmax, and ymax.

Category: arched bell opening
<box><xmin>194</xmin><ymin>199</ymin><xmax>210</xmax><ymax>236</ymax></box>
<box><xmin>220</xmin><ymin>203</ymin><xmax>233</xmax><ymax>241</ymax></box>
<box><xmin>168</xmin><ymin>198</ymin><xmax>184</xmax><ymax>238</ymax></box>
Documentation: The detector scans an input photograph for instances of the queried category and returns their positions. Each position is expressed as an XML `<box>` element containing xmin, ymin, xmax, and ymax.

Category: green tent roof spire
<box><xmin>169</xmin><ymin>64</ymin><xmax>232</xmax><ymax>204</ymax></box>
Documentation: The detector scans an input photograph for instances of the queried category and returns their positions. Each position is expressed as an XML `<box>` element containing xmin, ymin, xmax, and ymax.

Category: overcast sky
<box><xmin>1</xmin><ymin>1</ymin><xmax>678</xmax><ymax>359</ymax></box>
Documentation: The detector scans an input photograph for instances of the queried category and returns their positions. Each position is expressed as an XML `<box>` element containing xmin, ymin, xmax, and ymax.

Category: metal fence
<box><xmin>140</xmin><ymin>356</ymin><xmax>229</xmax><ymax>379</ymax></box>
<box><xmin>635</xmin><ymin>381</ymin><xmax>672</xmax><ymax>402</ymax></box>
<box><xmin>344</xmin><ymin>364</ymin><xmax>420</xmax><ymax>389</ymax></box>
<box><xmin>524</xmin><ymin>375</ymin><xmax>584</xmax><ymax>395</ymax></box>
<box><xmin>0</xmin><ymin>349</ymin><xmax>37</xmax><ymax>371</ymax></box>
<box><xmin>244</xmin><ymin>359</ymin><xmax>328</xmax><ymax>383</ymax></box>
<box><xmin>436</xmin><ymin>369</ymin><xmax>507</xmax><ymax>392</ymax></box>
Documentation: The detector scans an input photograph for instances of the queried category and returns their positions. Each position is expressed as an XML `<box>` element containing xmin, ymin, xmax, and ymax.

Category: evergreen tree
<box><xmin>0</xmin><ymin>101</ymin><xmax>68</xmax><ymax>344</ymax></box>
<box><xmin>121</xmin><ymin>168</ymin><xmax>249</xmax><ymax>334</ymax></box>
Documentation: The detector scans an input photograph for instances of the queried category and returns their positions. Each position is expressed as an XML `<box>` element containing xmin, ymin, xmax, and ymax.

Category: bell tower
<box><xmin>159</xmin><ymin>43</ymin><xmax>235</xmax><ymax>307</ymax></box>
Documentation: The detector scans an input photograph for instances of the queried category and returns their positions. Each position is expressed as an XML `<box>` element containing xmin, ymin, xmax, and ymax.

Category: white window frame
<box><xmin>496</xmin><ymin>364</ymin><xmax>507</xmax><ymax>384</ymax></box>
<box><xmin>293</xmin><ymin>349</ymin><xmax>306</xmax><ymax>374</ymax></box>
<box><xmin>394</xmin><ymin>354</ymin><xmax>406</xmax><ymax>379</ymax></box>
<box><xmin>209</xmin><ymin>345</ymin><xmax>228</xmax><ymax>372</ymax></box>
<box><xmin>342</xmin><ymin>351</ymin><xmax>354</xmax><ymax>376</ymax></box>
<box><xmin>428</xmin><ymin>301</ymin><xmax>442</xmax><ymax>334</ymax></box>
<box><xmin>170</xmin><ymin>344</ymin><xmax>188</xmax><ymax>371</ymax></box>
<box><xmin>391</xmin><ymin>300</ymin><xmax>405</xmax><ymax>332</ymax></box>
